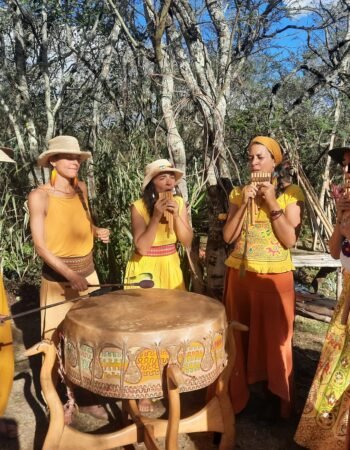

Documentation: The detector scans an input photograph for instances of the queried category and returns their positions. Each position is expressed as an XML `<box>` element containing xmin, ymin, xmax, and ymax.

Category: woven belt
<box><xmin>145</xmin><ymin>244</ymin><xmax>177</xmax><ymax>257</ymax></box>
<box><xmin>42</xmin><ymin>252</ymin><xmax>95</xmax><ymax>282</ymax></box>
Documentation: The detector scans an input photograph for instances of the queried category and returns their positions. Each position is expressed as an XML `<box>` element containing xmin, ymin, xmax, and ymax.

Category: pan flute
<box><xmin>159</xmin><ymin>191</ymin><xmax>173</xmax><ymax>235</ymax></box>
<box><xmin>249</xmin><ymin>172</ymin><xmax>272</xmax><ymax>225</ymax></box>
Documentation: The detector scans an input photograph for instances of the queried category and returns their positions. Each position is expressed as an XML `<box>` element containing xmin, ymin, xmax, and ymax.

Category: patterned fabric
<box><xmin>294</xmin><ymin>271</ymin><xmax>350</xmax><ymax>449</ymax></box>
<box><xmin>124</xmin><ymin>196</ymin><xmax>185</xmax><ymax>290</ymax></box>
<box><xmin>42</xmin><ymin>252</ymin><xmax>95</xmax><ymax>281</ymax></box>
<box><xmin>145</xmin><ymin>244</ymin><xmax>177</xmax><ymax>256</ymax></box>
<box><xmin>0</xmin><ymin>276</ymin><xmax>14</xmax><ymax>415</ymax></box>
<box><xmin>225</xmin><ymin>184</ymin><xmax>305</xmax><ymax>273</ymax></box>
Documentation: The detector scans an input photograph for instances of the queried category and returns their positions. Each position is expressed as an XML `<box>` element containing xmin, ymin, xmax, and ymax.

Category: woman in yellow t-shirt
<box><xmin>223</xmin><ymin>136</ymin><xmax>304</xmax><ymax>420</ymax></box>
<box><xmin>124</xmin><ymin>158</ymin><xmax>193</xmax><ymax>290</ymax></box>
<box><xmin>28</xmin><ymin>135</ymin><xmax>110</xmax><ymax>420</ymax></box>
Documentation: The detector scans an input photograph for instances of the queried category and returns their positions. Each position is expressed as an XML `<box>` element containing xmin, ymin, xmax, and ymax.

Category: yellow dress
<box><xmin>40</xmin><ymin>193</ymin><xmax>98</xmax><ymax>340</ymax></box>
<box><xmin>0</xmin><ymin>275</ymin><xmax>14</xmax><ymax>415</ymax></box>
<box><xmin>124</xmin><ymin>197</ymin><xmax>185</xmax><ymax>290</ymax></box>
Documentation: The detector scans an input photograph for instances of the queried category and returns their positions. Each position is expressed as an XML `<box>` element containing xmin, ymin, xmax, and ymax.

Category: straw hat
<box><xmin>0</xmin><ymin>147</ymin><xmax>15</xmax><ymax>164</ymax></box>
<box><xmin>142</xmin><ymin>159</ymin><xmax>184</xmax><ymax>191</ymax></box>
<box><xmin>37</xmin><ymin>135</ymin><xmax>92</xmax><ymax>168</ymax></box>
<box><xmin>328</xmin><ymin>144</ymin><xmax>350</xmax><ymax>166</ymax></box>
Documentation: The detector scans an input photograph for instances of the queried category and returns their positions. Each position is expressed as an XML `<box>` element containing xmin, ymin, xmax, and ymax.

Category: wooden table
<box><xmin>292</xmin><ymin>249</ymin><xmax>342</xmax><ymax>299</ymax></box>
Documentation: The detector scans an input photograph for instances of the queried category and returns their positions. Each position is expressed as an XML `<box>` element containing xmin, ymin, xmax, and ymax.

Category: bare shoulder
<box><xmin>28</xmin><ymin>185</ymin><xmax>49</xmax><ymax>210</ymax></box>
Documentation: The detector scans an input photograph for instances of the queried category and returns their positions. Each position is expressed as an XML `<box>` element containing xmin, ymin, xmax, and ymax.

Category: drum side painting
<box><xmin>62</xmin><ymin>289</ymin><xmax>227</xmax><ymax>399</ymax></box>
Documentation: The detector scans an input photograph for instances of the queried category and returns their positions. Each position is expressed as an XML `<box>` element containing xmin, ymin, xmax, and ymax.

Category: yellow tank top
<box><xmin>44</xmin><ymin>194</ymin><xmax>94</xmax><ymax>257</ymax></box>
<box><xmin>132</xmin><ymin>196</ymin><xmax>184</xmax><ymax>246</ymax></box>
<box><xmin>225</xmin><ymin>184</ymin><xmax>305</xmax><ymax>273</ymax></box>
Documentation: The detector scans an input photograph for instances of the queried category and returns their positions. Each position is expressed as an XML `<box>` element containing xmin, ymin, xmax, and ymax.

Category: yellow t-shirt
<box><xmin>225</xmin><ymin>184</ymin><xmax>304</xmax><ymax>273</ymax></box>
<box><xmin>132</xmin><ymin>196</ymin><xmax>184</xmax><ymax>246</ymax></box>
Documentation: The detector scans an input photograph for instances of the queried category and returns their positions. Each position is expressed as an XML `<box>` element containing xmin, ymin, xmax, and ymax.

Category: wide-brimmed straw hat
<box><xmin>37</xmin><ymin>135</ymin><xmax>92</xmax><ymax>168</ymax></box>
<box><xmin>328</xmin><ymin>144</ymin><xmax>350</xmax><ymax>166</ymax></box>
<box><xmin>142</xmin><ymin>159</ymin><xmax>184</xmax><ymax>191</ymax></box>
<box><xmin>0</xmin><ymin>147</ymin><xmax>15</xmax><ymax>163</ymax></box>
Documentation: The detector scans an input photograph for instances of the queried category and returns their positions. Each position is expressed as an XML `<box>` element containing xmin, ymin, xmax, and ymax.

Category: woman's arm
<box><xmin>260</xmin><ymin>182</ymin><xmax>303</xmax><ymax>248</ymax></box>
<box><xmin>172</xmin><ymin>201</ymin><xmax>193</xmax><ymax>248</ymax></box>
<box><xmin>269</xmin><ymin>201</ymin><xmax>303</xmax><ymax>248</ymax></box>
<box><xmin>329</xmin><ymin>223</ymin><xmax>343</xmax><ymax>259</ymax></box>
<box><xmin>28</xmin><ymin>188</ymin><xmax>89</xmax><ymax>291</ymax></box>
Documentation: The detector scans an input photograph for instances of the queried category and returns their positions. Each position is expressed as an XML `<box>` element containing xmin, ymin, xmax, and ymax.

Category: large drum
<box><xmin>62</xmin><ymin>289</ymin><xmax>227</xmax><ymax>399</ymax></box>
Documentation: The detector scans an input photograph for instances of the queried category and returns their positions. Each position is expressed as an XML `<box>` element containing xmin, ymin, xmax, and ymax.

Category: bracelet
<box><xmin>270</xmin><ymin>209</ymin><xmax>284</xmax><ymax>221</ymax></box>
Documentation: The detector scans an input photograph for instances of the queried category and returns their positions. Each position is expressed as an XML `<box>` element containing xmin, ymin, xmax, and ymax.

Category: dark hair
<box><xmin>142</xmin><ymin>182</ymin><xmax>181</xmax><ymax>217</ymax></box>
<box><xmin>143</xmin><ymin>182</ymin><xmax>158</xmax><ymax>217</ymax></box>
<box><xmin>274</xmin><ymin>158</ymin><xmax>294</xmax><ymax>197</ymax></box>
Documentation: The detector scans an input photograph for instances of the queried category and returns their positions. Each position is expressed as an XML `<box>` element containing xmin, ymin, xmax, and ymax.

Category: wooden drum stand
<box><xmin>25</xmin><ymin>290</ymin><xmax>247</xmax><ymax>450</ymax></box>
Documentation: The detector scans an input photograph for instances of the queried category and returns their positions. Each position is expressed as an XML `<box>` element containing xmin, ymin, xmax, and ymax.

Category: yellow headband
<box><xmin>249</xmin><ymin>136</ymin><xmax>283</xmax><ymax>166</ymax></box>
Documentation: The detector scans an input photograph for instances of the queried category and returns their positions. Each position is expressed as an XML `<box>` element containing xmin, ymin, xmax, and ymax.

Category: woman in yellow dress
<box><xmin>124</xmin><ymin>158</ymin><xmax>193</xmax><ymax>290</ymax></box>
<box><xmin>28</xmin><ymin>135</ymin><xmax>110</xmax><ymax>420</ymax></box>
<box><xmin>295</xmin><ymin>144</ymin><xmax>350</xmax><ymax>449</ymax></box>
<box><xmin>0</xmin><ymin>147</ymin><xmax>17</xmax><ymax>439</ymax></box>
<box><xmin>124</xmin><ymin>158</ymin><xmax>193</xmax><ymax>412</ymax></box>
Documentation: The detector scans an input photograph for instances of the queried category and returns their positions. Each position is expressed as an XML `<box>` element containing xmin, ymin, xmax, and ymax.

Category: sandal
<box><xmin>0</xmin><ymin>418</ymin><xmax>18</xmax><ymax>439</ymax></box>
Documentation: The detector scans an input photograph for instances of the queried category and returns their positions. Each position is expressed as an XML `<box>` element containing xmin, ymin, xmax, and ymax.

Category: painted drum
<box><xmin>62</xmin><ymin>288</ymin><xmax>227</xmax><ymax>399</ymax></box>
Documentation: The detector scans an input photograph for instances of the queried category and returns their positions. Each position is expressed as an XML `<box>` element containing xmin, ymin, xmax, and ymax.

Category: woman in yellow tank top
<box><xmin>0</xmin><ymin>147</ymin><xmax>17</xmax><ymax>439</ymax></box>
<box><xmin>28</xmin><ymin>136</ymin><xmax>110</xmax><ymax>420</ymax></box>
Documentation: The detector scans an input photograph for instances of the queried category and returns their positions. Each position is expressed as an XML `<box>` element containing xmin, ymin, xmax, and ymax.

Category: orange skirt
<box><xmin>224</xmin><ymin>268</ymin><xmax>295</xmax><ymax>416</ymax></box>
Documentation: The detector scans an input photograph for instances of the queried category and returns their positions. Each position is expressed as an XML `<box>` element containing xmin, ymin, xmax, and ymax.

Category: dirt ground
<box><xmin>0</xmin><ymin>282</ymin><xmax>328</xmax><ymax>450</ymax></box>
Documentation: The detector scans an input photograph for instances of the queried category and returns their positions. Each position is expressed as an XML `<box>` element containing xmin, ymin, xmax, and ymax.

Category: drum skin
<box><xmin>62</xmin><ymin>289</ymin><xmax>228</xmax><ymax>399</ymax></box>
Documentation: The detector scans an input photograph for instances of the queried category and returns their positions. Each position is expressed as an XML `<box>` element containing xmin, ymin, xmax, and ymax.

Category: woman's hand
<box><xmin>166</xmin><ymin>199</ymin><xmax>180</xmax><ymax>217</ymax></box>
<box><xmin>95</xmin><ymin>227</ymin><xmax>110</xmax><ymax>244</ymax></box>
<box><xmin>242</xmin><ymin>184</ymin><xmax>259</xmax><ymax>206</ymax></box>
<box><xmin>67</xmin><ymin>272</ymin><xmax>89</xmax><ymax>292</ymax></box>
<box><xmin>153</xmin><ymin>196</ymin><xmax>168</xmax><ymax>219</ymax></box>
<box><xmin>336</xmin><ymin>193</ymin><xmax>350</xmax><ymax>222</ymax></box>
<box><xmin>258</xmin><ymin>181</ymin><xmax>276</xmax><ymax>207</ymax></box>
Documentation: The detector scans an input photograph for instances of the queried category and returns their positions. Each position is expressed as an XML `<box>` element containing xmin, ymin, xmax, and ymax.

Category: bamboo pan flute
<box><xmin>159</xmin><ymin>191</ymin><xmax>173</xmax><ymax>235</ymax></box>
<box><xmin>249</xmin><ymin>172</ymin><xmax>271</xmax><ymax>225</ymax></box>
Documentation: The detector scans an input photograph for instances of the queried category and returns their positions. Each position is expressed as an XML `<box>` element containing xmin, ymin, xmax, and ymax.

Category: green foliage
<box><xmin>91</xmin><ymin>131</ymin><xmax>160</xmax><ymax>283</ymax></box>
<box><xmin>0</xmin><ymin>164</ymin><xmax>40</xmax><ymax>282</ymax></box>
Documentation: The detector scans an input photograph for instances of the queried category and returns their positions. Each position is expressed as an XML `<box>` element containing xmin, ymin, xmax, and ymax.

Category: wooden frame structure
<box><xmin>25</xmin><ymin>321</ymin><xmax>246</xmax><ymax>450</ymax></box>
